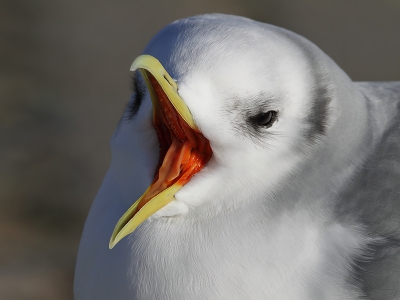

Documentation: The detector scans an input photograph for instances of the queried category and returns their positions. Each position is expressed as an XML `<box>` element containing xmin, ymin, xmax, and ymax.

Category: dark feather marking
<box><xmin>306</xmin><ymin>83</ymin><xmax>331</xmax><ymax>140</ymax></box>
<box><xmin>300</xmin><ymin>50</ymin><xmax>332</xmax><ymax>143</ymax></box>
<box><xmin>277</xmin><ymin>29</ymin><xmax>333</xmax><ymax>143</ymax></box>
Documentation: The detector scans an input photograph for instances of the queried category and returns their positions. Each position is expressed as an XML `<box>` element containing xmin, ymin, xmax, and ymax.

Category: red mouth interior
<box><xmin>135</xmin><ymin>72</ymin><xmax>212</xmax><ymax>212</ymax></box>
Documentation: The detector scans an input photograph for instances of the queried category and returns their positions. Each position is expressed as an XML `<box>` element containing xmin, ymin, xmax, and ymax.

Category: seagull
<box><xmin>74</xmin><ymin>14</ymin><xmax>400</xmax><ymax>299</ymax></box>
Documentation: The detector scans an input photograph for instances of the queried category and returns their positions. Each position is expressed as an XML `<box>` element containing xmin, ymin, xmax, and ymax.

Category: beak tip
<box><xmin>109</xmin><ymin>237</ymin><xmax>119</xmax><ymax>249</ymax></box>
<box><xmin>109</xmin><ymin>238</ymin><xmax>115</xmax><ymax>249</ymax></box>
<box><xmin>109</xmin><ymin>229</ymin><xmax>128</xmax><ymax>250</ymax></box>
<box><xmin>109</xmin><ymin>230</ymin><xmax>121</xmax><ymax>249</ymax></box>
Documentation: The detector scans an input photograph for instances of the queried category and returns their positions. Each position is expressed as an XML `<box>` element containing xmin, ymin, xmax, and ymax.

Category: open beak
<box><xmin>109</xmin><ymin>55</ymin><xmax>212</xmax><ymax>249</ymax></box>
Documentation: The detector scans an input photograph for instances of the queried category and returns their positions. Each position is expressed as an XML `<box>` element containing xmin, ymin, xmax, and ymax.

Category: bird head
<box><xmin>108</xmin><ymin>14</ymin><xmax>362</xmax><ymax>249</ymax></box>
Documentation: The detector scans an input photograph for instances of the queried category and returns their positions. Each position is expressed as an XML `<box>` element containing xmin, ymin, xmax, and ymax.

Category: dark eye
<box><xmin>126</xmin><ymin>73</ymin><xmax>145</xmax><ymax>120</ymax></box>
<box><xmin>251</xmin><ymin>110</ymin><xmax>277</xmax><ymax>129</ymax></box>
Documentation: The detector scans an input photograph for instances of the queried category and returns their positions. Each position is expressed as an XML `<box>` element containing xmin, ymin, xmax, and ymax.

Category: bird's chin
<box><xmin>149</xmin><ymin>199</ymin><xmax>189</xmax><ymax>220</ymax></box>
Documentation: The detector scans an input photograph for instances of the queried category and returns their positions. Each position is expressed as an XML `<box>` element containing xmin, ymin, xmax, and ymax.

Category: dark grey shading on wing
<box><xmin>336</xmin><ymin>82</ymin><xmax>400</xmax><ymax>300</ymax></box>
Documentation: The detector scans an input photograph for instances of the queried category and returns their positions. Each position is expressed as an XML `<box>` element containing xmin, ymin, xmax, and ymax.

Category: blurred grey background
<box><xmin>1</xmin><ymin>0</ymin><xmax>399</xmax><ymax>299</ymax></box>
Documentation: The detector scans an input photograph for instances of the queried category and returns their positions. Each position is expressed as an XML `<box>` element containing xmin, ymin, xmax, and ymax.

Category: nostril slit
<box><xmin>164</xmin><ymin>75</ymin><xmax>178</xmax><ymax>91</ymax></box>
<box><xmin>164</xmin><ymin>75</ymin><xmax>172</xmax><ymax>86</ymax></box>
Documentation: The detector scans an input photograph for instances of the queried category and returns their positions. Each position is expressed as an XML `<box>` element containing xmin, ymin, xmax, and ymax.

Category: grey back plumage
<box><xmin>338</xmin><ymin>82</ymin><xmax>400</xmax><ymax>299</ymax></box>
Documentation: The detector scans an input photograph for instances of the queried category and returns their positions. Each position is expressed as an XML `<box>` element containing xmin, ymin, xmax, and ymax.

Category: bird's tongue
<box><xmin>134</xmin><ymin>72</ymin><xmax>212</xmax><ymax>215</ymax></box>
<box><xmin>136</xmin><ymin>138</ymin><xmax>195</xmax><ymax>211</ymax></box>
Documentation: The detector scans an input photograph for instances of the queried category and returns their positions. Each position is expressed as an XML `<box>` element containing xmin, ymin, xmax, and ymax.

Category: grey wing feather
<box><xmin>338</xmin><ymin>82</ymin><xmax>400</xmax><ymax>299</ymax></box>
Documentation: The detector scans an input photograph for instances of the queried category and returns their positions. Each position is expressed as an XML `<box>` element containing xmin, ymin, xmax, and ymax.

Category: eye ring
<box><xmin>250</xmin><ymin>110</ymin><xmax>278</xmax><ymax>129</ymax></box>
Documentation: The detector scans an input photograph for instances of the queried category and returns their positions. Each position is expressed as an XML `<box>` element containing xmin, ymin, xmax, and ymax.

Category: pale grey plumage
<box><xmin>74</xmin><ymin>14</ymin><xmax>400</xmax><ymax>299</ymax></box>
<box><xmin>338</xmin><ymin>82</ymin><xmax>400</xmax><ymax>299</ymax></box>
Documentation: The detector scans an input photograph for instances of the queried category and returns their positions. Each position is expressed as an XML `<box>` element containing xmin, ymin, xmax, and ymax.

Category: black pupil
<box><xmin>258</xmin><ymin>111</ymin><xmax>273</xmax><ymax>126</ymax></box>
